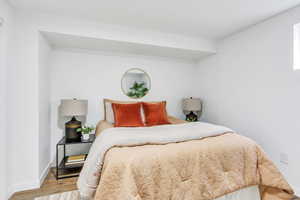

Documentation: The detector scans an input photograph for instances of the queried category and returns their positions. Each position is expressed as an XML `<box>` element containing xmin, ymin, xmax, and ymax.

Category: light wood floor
<box><xmin>10</xmin><ymin>168</ymin><xmax>77</xmax><ymax>200</ymax></box>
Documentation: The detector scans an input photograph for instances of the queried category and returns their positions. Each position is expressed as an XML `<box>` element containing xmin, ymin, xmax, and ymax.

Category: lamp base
<box><xmin>65</xmin><ymin>116</ymin><xmax>82</xmax><ymax>142</ymax></box>
<box><xmin>186</xmin><ymin>111</ymin><xmax>198</xmax><ymax>122</ymax></box>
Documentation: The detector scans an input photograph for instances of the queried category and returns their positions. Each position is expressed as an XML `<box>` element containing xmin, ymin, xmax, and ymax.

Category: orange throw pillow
<box><xmin>142</xmin><ymin>101</ymin><xmax>170</xmax><ymax>126</ymax></box>
<box><xmin>112</xmin><ymin>103</ymin><xmax>144</xmax><ymax>127</ymax></box>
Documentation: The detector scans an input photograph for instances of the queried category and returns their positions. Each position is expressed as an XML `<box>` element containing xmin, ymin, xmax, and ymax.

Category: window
<box><xmin>294</xmin><ymin>23</ymin><xmax>300</xmax><ymax>70</ymax></box>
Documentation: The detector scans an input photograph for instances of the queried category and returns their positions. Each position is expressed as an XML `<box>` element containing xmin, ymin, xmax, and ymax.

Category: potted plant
<box><xmin>77</xmin><ymin>125</ymin><xmax>95</xmax><ymax>141</ymax></box>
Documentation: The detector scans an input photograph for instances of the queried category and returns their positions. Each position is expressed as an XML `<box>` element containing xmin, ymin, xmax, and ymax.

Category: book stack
<box><xmin>65</xmin><ymin>154</ymin><xmax>86</xmax><ymax>166</ymax></box>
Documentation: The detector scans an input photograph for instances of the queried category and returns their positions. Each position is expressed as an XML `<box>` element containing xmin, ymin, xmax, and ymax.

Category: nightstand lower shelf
<box><xmin>56</xmin><ymin>135</ymin><xmax>95</xmax><ymax>180</ymax></box>
<box><xmin>53</xmin><ymin>167</ymin><xmax>82</xmax><ymax>179</ymax></box>
<box><xmin>59</xmin><ymin>155</ymin><xmax>87</xmax><ymax>169</ymax></box>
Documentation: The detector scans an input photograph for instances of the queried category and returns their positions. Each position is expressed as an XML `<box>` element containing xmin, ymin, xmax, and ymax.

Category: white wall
<box><xmin>6</xmin><ymin>11</ymin><xmax>40</xmax><ymax>197</ymax></box>
<box><xmin>0</xmin><ymin>0</ymin><xmax>14</xmax><ymax>199</ymax></box>
<box><xmin>38</xmin><ymin>34</ymin><xmax>52</xmax><ymax>183</ymax></box>
<box><xmin>49</xmin><ymin>49</ymin><xmax>196</xmax><ymax>160</ymax></box>
<box><xmin>294</xmin><ymin>23</ymin><xmax>300</xmax><ymax>69</ymax></box>
<box><xmin>196</xmin><ymin>6</ymin><xmax>300</xmax><ymax>193</ymax></box>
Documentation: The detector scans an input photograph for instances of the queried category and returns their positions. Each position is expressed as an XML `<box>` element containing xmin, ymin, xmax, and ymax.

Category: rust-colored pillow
<box><xmin>112</xmin><ymin>103</ymin><xmax>144</xmax><ymax>127</ymax></box>
<box><xmin>142</xmin><ymin>101</ymin><xmax>170</xmax><ymax>126</ymax></box>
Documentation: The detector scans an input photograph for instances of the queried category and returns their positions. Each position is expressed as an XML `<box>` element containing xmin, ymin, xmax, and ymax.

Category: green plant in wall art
<box><xmin>122</xmin><ymin>68</ymin><xmax>151</xmax><ymax>99</ymax></box>
<box><xmin>127</xmin><ymin>81</ymin><xmax>149</xmax><ymax>98</ymax></box>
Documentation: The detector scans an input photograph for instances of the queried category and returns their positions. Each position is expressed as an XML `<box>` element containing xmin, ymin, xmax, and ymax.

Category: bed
<box><xmin>77</xmin><ymin>100</ymin><xmax>297</xmax><ymax>200</ymax></box>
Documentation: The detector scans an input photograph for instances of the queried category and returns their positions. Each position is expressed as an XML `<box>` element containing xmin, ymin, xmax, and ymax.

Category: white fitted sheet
<box><xmin>215</xmin><ymin>186</ymin><xmax>260</xmax><ymax>200</ymax></box>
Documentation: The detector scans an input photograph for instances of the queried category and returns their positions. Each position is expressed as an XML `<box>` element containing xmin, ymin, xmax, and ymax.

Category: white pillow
<box><xmin>104</xmin><ymin>99</ymin><xmax>145</xmax><ymax>123</ymax></box>
<box><xmin>105</xmin><ymin>101</ymin><xmax>115</xmax><ymax>123</ymax></box>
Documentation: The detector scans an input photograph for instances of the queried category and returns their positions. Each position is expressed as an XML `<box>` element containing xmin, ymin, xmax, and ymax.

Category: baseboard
<box><xmin>295</xmin><ymin>186</ymin><xmax>300</xmax><ymax>196</ymax></box>
<box><xmin>7</xmin><ymin>162</ymin><xmax>51</xmax><ymax>200</ymax></box>
<box><xmin>7</xmin><ymin>180</ymin><xmax>40</xmax><ymax>200</ymax></box>
<box><xmin>39</xmin><ymin>162</ymin><xmax>51</xmax><ymax>185</ymax></box>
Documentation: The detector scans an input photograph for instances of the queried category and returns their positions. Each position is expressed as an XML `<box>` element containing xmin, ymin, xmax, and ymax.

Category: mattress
<box><xmin>216</xmin><ymin>186</ymin><xmax>260</xmax><ymax>200</ymax></box>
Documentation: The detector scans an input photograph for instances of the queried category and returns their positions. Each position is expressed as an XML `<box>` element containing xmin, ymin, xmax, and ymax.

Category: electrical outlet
<box><xmin>280</xmin><ymin>152</ymin><xmax>288</xmax><ymax>165</ymax></box>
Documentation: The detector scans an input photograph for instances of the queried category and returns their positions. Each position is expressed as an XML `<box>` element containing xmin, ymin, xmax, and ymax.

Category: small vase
<box><xmin>82</xmin><ymin>134</ymin><xmax>90</xmax><ymax>141</ymax></box>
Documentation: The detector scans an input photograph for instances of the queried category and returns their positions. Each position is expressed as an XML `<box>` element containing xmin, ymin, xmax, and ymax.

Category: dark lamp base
<box><xmin>186</xmin><ymin>111</ymin><xmax>198</xmax><ymax>122</ymax></box>
<box><xmin>65</xmin><ymin>116</ymin><xmax>82</xmax><ymax>142</ymax></box>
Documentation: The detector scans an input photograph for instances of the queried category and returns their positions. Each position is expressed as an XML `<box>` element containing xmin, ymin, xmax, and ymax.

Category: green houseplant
<box><xmin>77</xmin><ymin>125</ymin><xmax>95</xmax><ymax>141</ymax></box>
<box><xmin>127</xmin><ymin>81</ymin><xmax>149</xmax><ymax>98</ymax></box>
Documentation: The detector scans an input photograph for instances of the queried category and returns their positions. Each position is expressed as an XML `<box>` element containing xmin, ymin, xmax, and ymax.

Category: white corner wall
<box><xmin>196</xmin><ymin>5</ymin><xmax>300</xmax><ymax>193</ymax></box>
<box><xmin>0</xmin><ymin>0</ymin><xmax>14</xmax><ymax>199</ymax></box>
<box><xmin>6</xmin><ymin>10</ymin><xmax>40</xmax><ymax>196</ymax></box>
<box><xmin>38</xmin><ymin>33</ymin><xmax>52</xmax><ymax>184</ymax></box>
<box><xmin>294</xmin><ymin>23</ymin><xmax>300</xmax><ymax>70</ymax></box>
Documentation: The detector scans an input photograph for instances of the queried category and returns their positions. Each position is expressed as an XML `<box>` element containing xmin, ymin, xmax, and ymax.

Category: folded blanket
<box><xmin>77</xmin><ymin>122</ymin><xmax>297</xmax><ymax>200</ymax></box>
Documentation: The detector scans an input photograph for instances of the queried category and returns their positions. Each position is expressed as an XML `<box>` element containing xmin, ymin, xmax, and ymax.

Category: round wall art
<box><xmin>121</xmin><ymin>68</ymin><xmax>151</xmax><ymax>99</ymax></box>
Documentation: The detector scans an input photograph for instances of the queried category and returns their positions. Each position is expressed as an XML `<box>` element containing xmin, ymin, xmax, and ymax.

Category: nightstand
<box><xmin>54</xmin><ymin>134</ymin><xmax>95</xmax><ymax>179</ymax></box>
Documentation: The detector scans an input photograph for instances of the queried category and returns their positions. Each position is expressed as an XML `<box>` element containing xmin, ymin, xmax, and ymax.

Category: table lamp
<box><xmin>60</xmin><ymin>99</ymin><xmax>88</xmax><ymax>142</ymax></box>
<box><xmin>182</xmin><ymin>97</ymin><xmax>202</xmax><ymax>122</ymax></box>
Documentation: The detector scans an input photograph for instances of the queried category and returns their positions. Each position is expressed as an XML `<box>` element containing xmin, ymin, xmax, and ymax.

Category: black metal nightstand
<box><xmin>55</xmin><ymin>134</ymin><xmax>95</xmax><ymax>179</ymax></box>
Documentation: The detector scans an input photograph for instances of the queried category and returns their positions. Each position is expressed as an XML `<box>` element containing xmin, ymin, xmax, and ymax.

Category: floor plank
<box><xmin>10</xmin><ymin>168</ymin><xmax>77</xmax><ymax>200</ymax></box>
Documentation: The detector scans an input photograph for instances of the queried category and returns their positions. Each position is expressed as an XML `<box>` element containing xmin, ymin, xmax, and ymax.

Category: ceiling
<box><xmin>10</xmin><ymin>0</ymin><xmax>300</xmax><ymax>39</ymax></box>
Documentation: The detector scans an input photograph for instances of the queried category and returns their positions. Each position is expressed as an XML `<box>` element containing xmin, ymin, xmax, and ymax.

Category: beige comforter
<box><xmin>79</xmin><ymin>118</ymin><xmax>297</xmax><ymax>200</ymax></box>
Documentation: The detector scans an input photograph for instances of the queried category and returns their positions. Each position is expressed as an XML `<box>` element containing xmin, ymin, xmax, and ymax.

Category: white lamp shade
<box><xmin>60</xmin><ymin>99</ymin><xmax>88</xmax><ymax>116</ymax></box>
<box><xmin>182</xmin><ymin>98</ymin><xmax>202</xmax><ymax>113</ymax></box>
